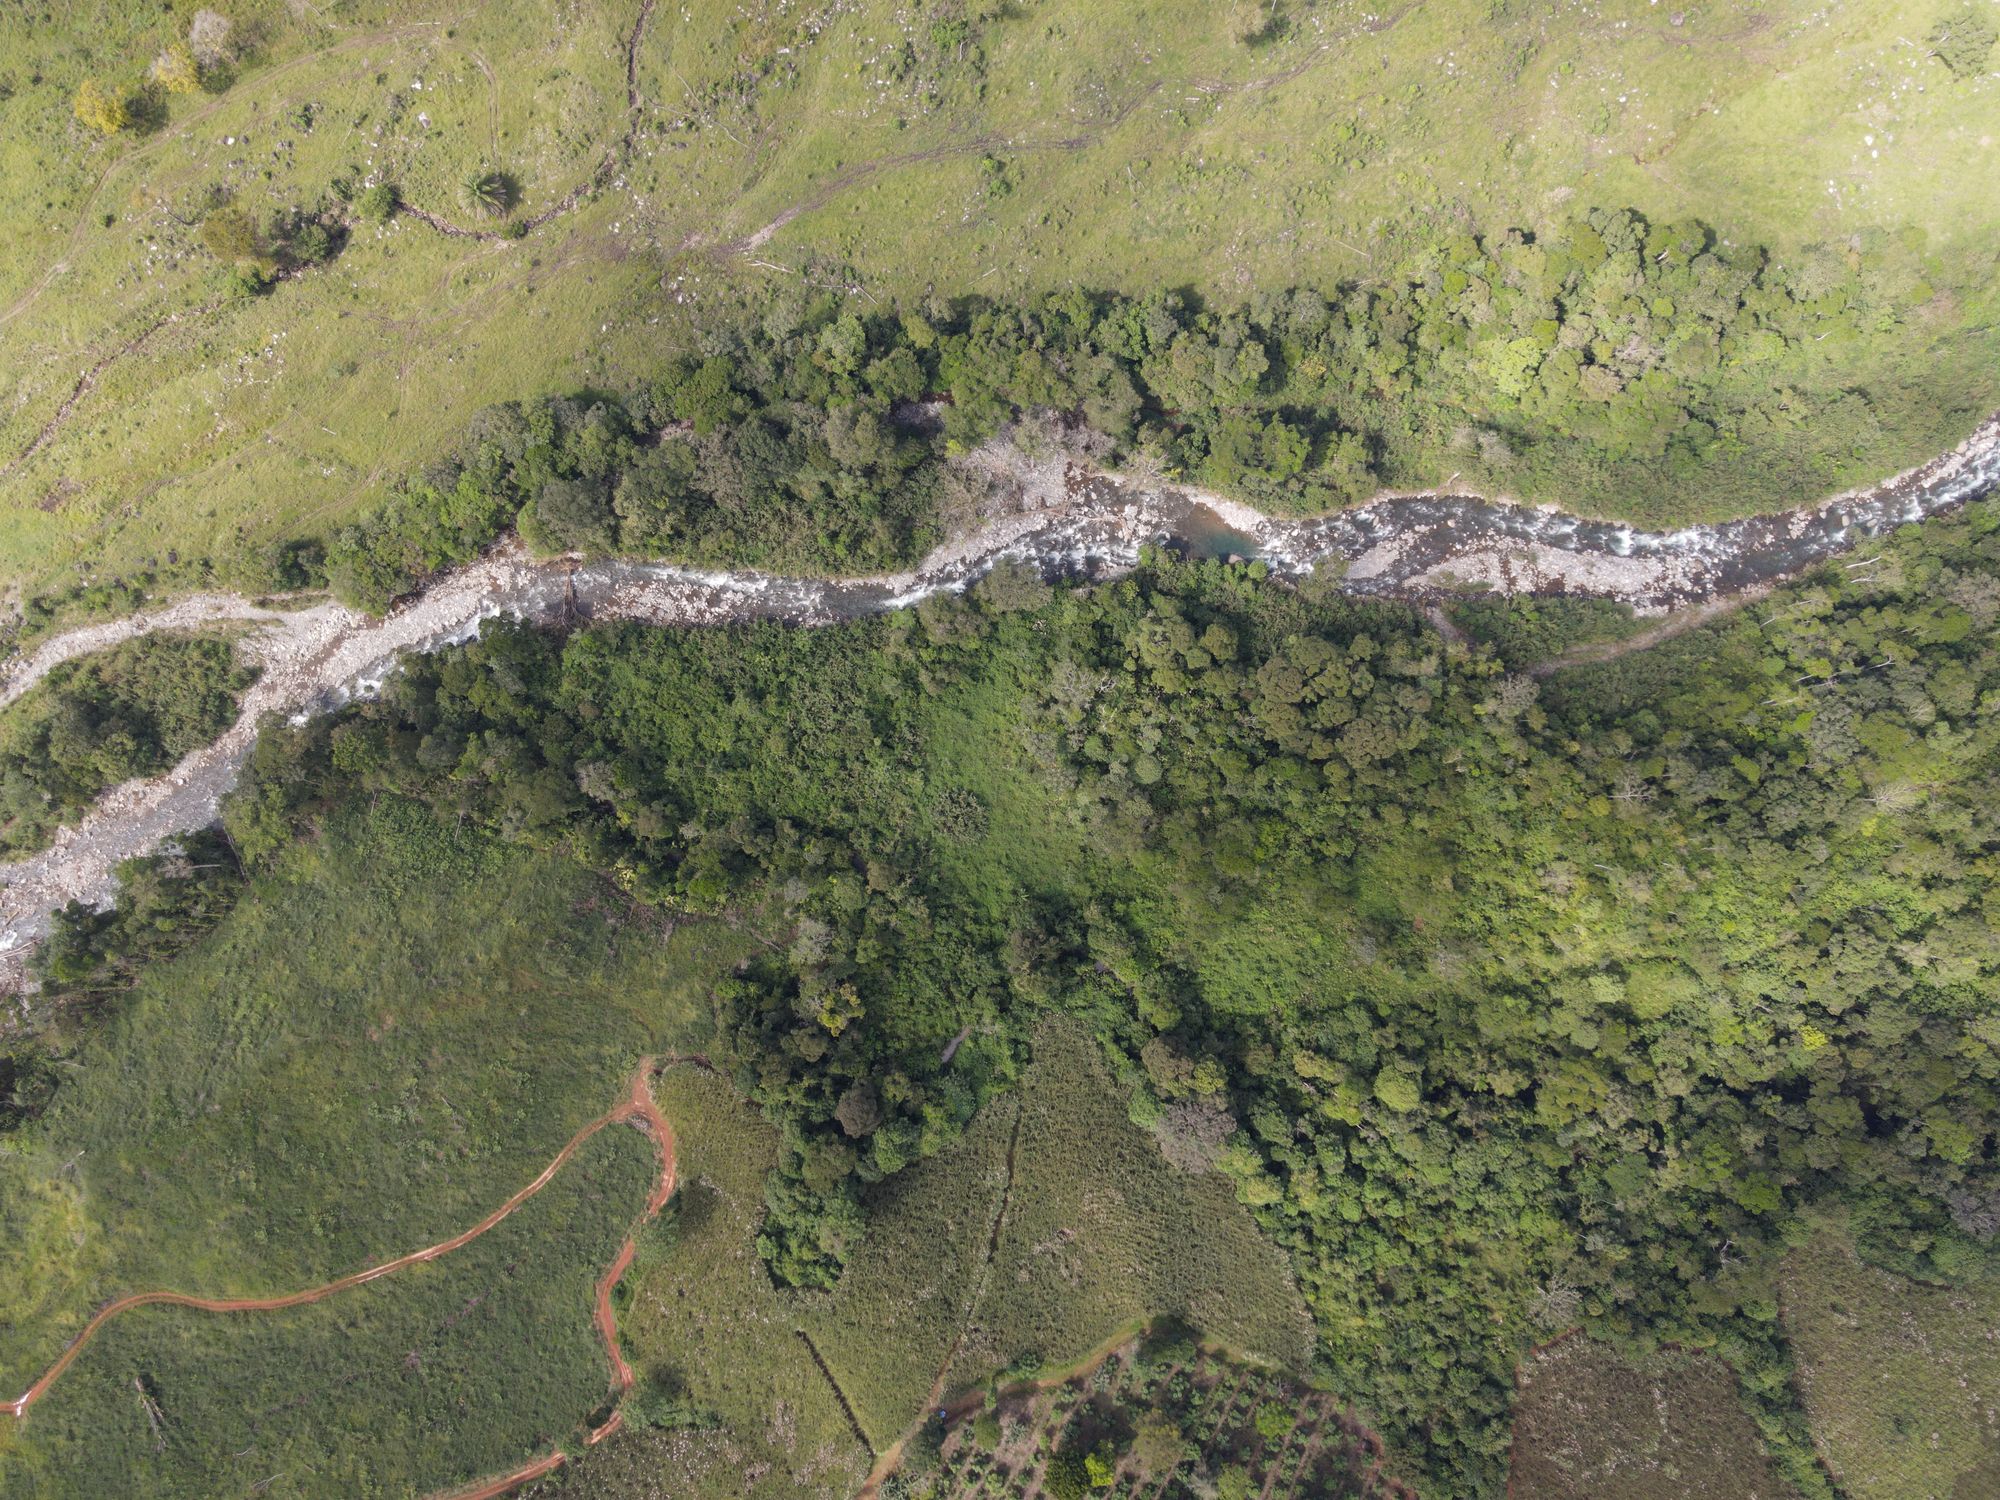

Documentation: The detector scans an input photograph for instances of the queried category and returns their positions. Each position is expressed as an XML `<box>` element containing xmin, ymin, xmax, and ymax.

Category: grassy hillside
<box><xmin>2</xmin><ymin>0</ymin><xmax>1996</xmax><ymax>602</ymax></box>
<box><xmin>595</xmin><ymin>1066</ymin><xmax>875</xmax><ymax>1500</ymax></box>
<box><xmin>0</xmin><ymin>1127</ymin><xmax>655</xmax><ymax>1500</ymax></box>
<box><xmin>938</xmin><ymin>1021</ymin><xmax>1313</xmax><ymax>1392</ymax></box>
<box><xmin>0</xmin><ymin>797</ymin><xmax>736</xmax><ymax>1404</ymax></box>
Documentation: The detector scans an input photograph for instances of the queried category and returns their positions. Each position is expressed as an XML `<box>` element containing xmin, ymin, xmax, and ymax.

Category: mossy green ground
<box><xmin>3</xmin><ymin>0</ymin><xmax>1996</xmax><ymax>598</ymax></box>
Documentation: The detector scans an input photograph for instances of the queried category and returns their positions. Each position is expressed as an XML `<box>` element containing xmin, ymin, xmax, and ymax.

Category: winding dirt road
<box><xmin>4</xmin><ymin>1061</ymin><xmax>676</xmax><ymax>1497</ymax></box>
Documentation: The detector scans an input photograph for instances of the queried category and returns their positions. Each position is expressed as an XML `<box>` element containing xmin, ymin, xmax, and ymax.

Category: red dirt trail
<box><xmin>4</xmin><ymin>1061</ymin><xmax>678</xmax><ymax>1500</ymax></box>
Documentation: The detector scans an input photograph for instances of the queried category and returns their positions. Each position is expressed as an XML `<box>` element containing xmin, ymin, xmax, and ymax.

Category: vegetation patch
<box><xmin>0</xmin><ymin>797</ymin><xmax>730</xmax><ymax>1401</ymax></box>
<box><xmin>1443</xmin><ymin>593</ymin><xmax>1645</xmax><ymax>673</ymax></box>
<box><xmin>0</xmin><ymin>631</ymin><xmax>253</xmax><ymax>854</ymax></box>
<box><xmin>586</xmin><ymin>1064</ymin><xmax>873</xmax><ymax>1500</ymax></box>
<box><xmin>942</xmin><ymin>1020</ymin><xmax>1313</xmax><ymax>1391</ymax></box>
<box><xmin>1782</xmin><ymin>1227</ymin><xmax>2000</xmax><ymax>1500</ymax></box>
<box><xmin>911</xmin><ymin>1333</ymin><xmax>1397</xmax><ymax>1500</ymax></box>
<box><xmin>1507</xmin><ymin>1335</ymin><xmax>1802</xmax><ymax>1500</ymax></box>
<box><xmin>197</xmin><ymin>488</ymin><xmax>2000</xmax><ymax>1495</ymax></box>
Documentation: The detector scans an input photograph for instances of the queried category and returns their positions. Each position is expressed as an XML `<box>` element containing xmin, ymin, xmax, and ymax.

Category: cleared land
<box><xmin>1506</xmin><ymin>1335</ymin><xmax>1803</xmax><ymax>1500</ymax></box>
<box><xmin>1783</xmin><ymin>1229</ymin><xmax>2000</xmax><ymax>1500</ymax></box>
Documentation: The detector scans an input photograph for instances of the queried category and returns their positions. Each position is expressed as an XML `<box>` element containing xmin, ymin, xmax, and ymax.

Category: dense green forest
<box><xmin>311</xmin><ymin>206</ymin><xmax>1975</xmax><ymax>611</ymax></box>
<box><xmin>31</xmin><ymin>485</ymin><xmax>1967</xmax><ymax>1496</ymax></box>
<box><xmin>0</xmin><ymin>633</ymin><xmax>252</xmax><ymax>855</ymax></box>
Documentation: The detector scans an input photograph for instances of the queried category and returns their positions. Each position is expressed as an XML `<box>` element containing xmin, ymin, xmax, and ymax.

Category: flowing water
<box><xmin>2</xmin><ymin>416</ymin><xmax>1997</xmax><ymax>985</ymax></box>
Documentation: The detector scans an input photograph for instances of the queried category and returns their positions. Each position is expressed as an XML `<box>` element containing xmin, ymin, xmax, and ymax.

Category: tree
<box><xmin>1929</xmin><ymin>7</ymin><xmax>1996</xmax><ymax>78</ymax></box>
<box><xmin>1084</xmin><ymin>1446</ymin><xmax>1118</xmax><ymax>1487</ymax></box>
<box><xmin>834</xmin><ymin>1080</ymin><xmax>883</xmax><ymax>1138</ymax></box>
<box><xmin>288</xmin><ymin>217</ymin><xmax>335</xmax><ymax>264</ymax></box>
<box><xmin>528</xmin><ymin>477</ymin><xmax>617</xmax><ymax>554</ymax></box>
<box><xmin>1152</xmin><ymin>1097</ymin><xmax>1236</xmax><ymax>1172</ymax></box>
<box><xmin>462</xmin><ymin>167</ymin><xmax>517</xmax><ymax>218</ymax></box>
<box><xmin>1044</xmin><ymin>1449</ymin><xmax>1091</xmax><ymax>1500</ymax></box>
<box><xmin>73</xmin><ymin>79</ymin><xmax>131</xmax><ymax>135</ymax></box>
<box><xmin>151</xmin><ymin>43</ymin><xmax>201</xmax><ymax>95</ymax></box>
<box><xmin>1131</xmin><ymin>1413</ymin><xmax>1190</xmax><ymax>1477</ymax></box>
<box><xmin>188</xmin><ymin>9</ymin><xmax>234</xmax><ymax>68</ymax></box>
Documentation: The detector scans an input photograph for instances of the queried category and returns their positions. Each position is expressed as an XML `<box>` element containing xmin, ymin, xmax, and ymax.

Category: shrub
<box><xmin>73</xmin><ymin>79</ymin><xmax>130</xmax><ymax>135</ymax></box>
<box><xmin>356</xmin><ymin>182</ymin><xmax>400</xmax><ymax>221</ymax></box>
<box><xmin>200</xmin><ymin>205</ymin><xmax>273</xmax><ymax>280</ymax></box>
<box><xmin>462</xmin><ymin>167</ymin><xmax>517</xmax><ymax>218</ymax></box>
<box><xmin>151</xmin><ymin>42</ymin><xmax>200</xmax><ymax>95</ymax></box>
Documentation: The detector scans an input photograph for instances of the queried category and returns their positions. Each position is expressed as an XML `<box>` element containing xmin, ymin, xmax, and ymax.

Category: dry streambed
<box><xmin>3</xmin><ymin>419</ymin><xmax>1997</xmax><ymax>985</ymax></box>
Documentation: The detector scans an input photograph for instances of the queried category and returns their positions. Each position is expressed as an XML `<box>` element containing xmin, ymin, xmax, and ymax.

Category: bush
<box><xmin>626</xmin><ymin>1368</ymin><xmax>719</xmax><ymax>1430</ymax></box>
<box><xmin>150</xmin><ymin>43</ymin><xmax>200</xmax><ymax>95</ymax></box>
<box><xmin>356</xmin><ymin>182</ymin><xmax>400</xmax><ymax>221</ymax></box>
<box><xmin>73</xmin><ymin>79</ymin><xmax>130</xmax><ymax>135</ymax></box>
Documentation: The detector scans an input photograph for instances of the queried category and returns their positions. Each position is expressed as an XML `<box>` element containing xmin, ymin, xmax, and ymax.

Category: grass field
<box><xmin>1782</xmin><ymin>1228</ymin><xmax>2000</xmax><ymax>1500</ymax></box>
<box><xmin>1506</xmin><ymin>1334</ymin><xmax>1803</xmax><ymax>1500</ymax></box>
<box><xmin>2</xmin><ymin>0</ymin><xmax>1996</xmax><ymax>601</ymax></box>
<box><xmin>0</xmin><ymin>1125</ymin><xmax>655</xmax><ymax>1500</ymax></box>
<box><xmin>0</xmin><ymin>798</ymin><xmax>744</xmax><ymax>1466</ymax></box>
<box><xmin>798</xmin><ymin>1093</ymin><xmax>1021</xmax><ymax>1450</ymax></box>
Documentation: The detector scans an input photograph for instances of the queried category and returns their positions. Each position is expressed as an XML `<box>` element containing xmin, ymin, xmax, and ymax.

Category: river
<box><xmin>2</xmin><ymin>415</ymin><xmax>1996</xmax><ymax>986</ymax></box>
